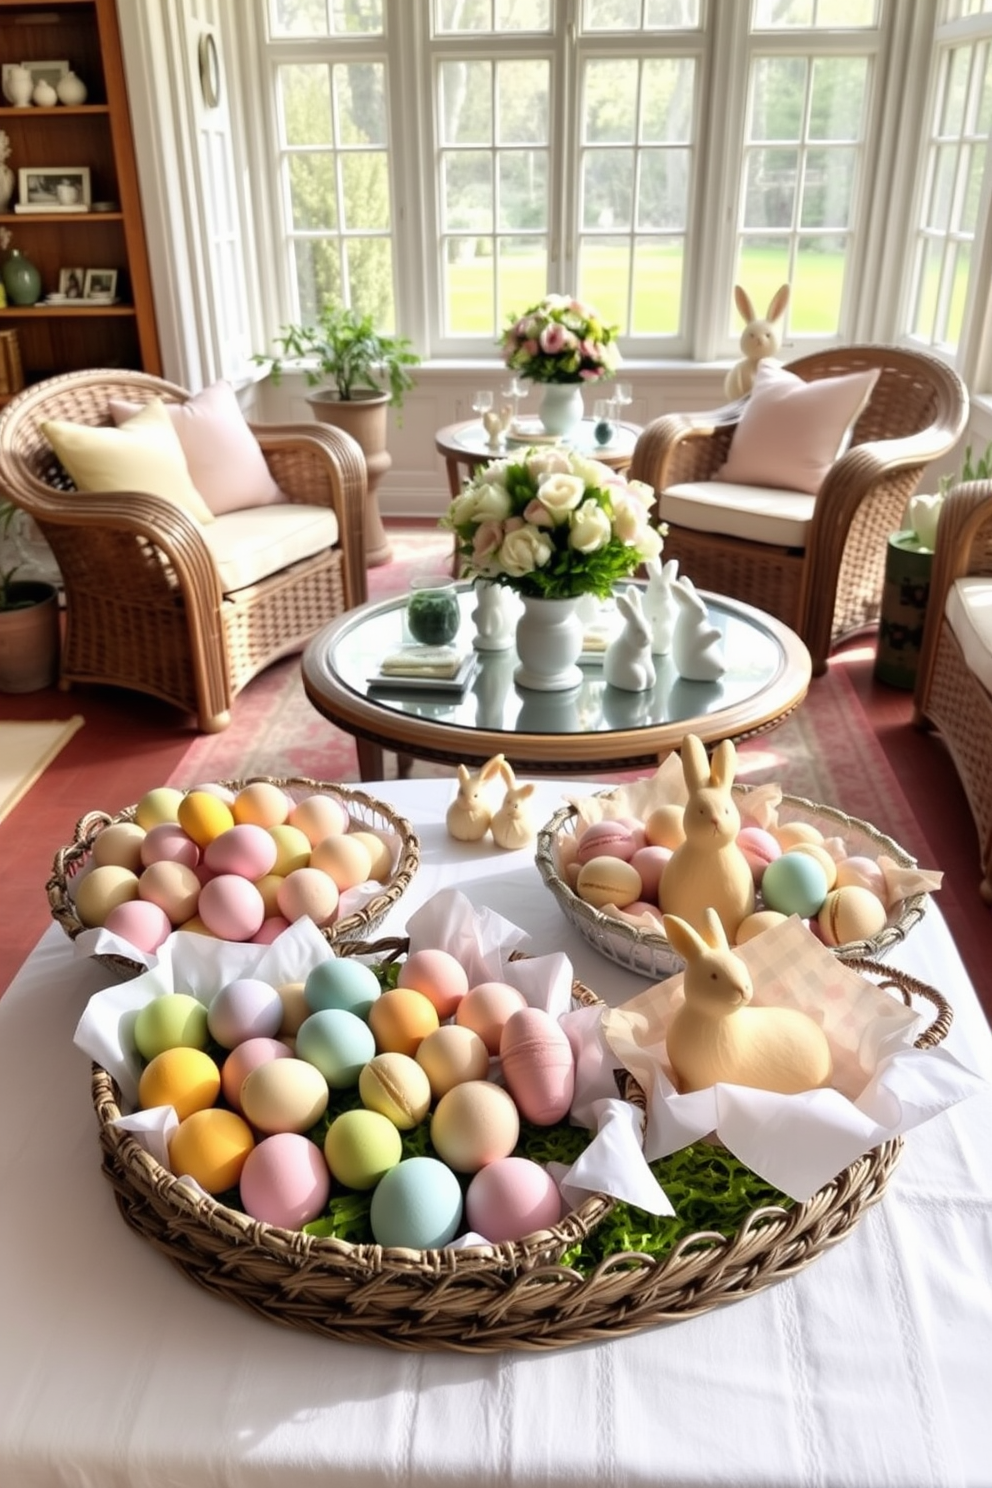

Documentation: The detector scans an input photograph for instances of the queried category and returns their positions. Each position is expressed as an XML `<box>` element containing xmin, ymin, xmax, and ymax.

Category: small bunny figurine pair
<box><xmin>604</xmin><ymin>586</ymin><xmax>656</xmax><ymax>692</ymax></box>
<box><xmin>724</xmin><ymin>283</ymin><xmax>790</xmax><ymax>400</ymax></box>
<box><xmin>660</xmin><ymin>734</ymin><xmax>755</xmax><ymax>941</ymax></box>
<box><xmin>445</xmin><ymin>755</ymin><xmax>536</xmax><ymax>849</ymax></box>
<box><xmin>671</xmin><ymin>576</ymin><xmax>726</xmax><ymax>681</ymax></box>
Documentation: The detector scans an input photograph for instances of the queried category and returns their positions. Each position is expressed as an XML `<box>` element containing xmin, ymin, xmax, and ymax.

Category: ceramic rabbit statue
<box><xmin>662</xmin><ymin>908</ymin><xmax>834</xmax><ymax>1095</ymax></box>
<box><xmin>660</xmin><ymin>734</ymin><xmax>755</xmax><ymax>940</ymax></box>
<box><xmin>644</xmin><ymin>556</ymin><xmax>679</xmax><ymax>656</ymax></box>
<box><xmin>603</xmin><ymin>586</ymin><xmax>656</xmax><ymax>692</ymax></box>
<box><xmin>472</xmin><ymin>580</ymin><xmax>516</xmax><ymax>651</ymax></box>
<box><xmin>490</xmin><ymin>759</ymin><xmax>538</xmax><ymax>850</ymax></box>
<box><xmin>671</xmin><ymin>576</ymin><xmax>726</xmax><ymax>681</ymax></box>
<box><xmin>724</xmin><ymin>283</ymin><xmax>790</xmax><ymax>400</ymax></box>
<box><xmin>446</xmin><ymin>753</ymin><xmax>505</xmax><ymax>842</ymax></box>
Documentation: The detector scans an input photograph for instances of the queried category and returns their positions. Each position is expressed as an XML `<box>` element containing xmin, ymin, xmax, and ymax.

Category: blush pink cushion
<box><xmin>110</xmin><ymin>380</ymin><xmax>285</xmax><ymax>516</ymax></box>
<box><xmin>718</xmin><ymin>360</ymin><xmax>881</xmax><ymax>496</ymax></box>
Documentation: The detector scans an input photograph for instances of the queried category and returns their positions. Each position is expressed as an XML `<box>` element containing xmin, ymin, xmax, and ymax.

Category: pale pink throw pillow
<box><xmin>109</xmin><ymin>380</ymin><xmax>286</xmax><ymax>516</ymax></box>
<box><xmin>718</xmin><ymin>360</ymin><xmax>881</xmax><ymax>496</ymax></box>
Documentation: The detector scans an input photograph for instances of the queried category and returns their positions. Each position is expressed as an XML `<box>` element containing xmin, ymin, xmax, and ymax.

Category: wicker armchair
<box><xmin>0</xmin><ymin>369</ymin><xmax>368</xmax><ymax>733</ymax></box>
<box><xmin>629</xmin><ymin>346</ymin><xmax>968</xmax><ymax>675</ymax></box>
<box><xmin>913</xmin><ymin>481</ymin><xmax>992</xmax><ymax>904</ymax></box>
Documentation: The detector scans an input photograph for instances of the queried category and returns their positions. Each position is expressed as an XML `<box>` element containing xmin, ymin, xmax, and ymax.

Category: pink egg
<box><xmin>455</xmin><ymin>981</ymin><xmax>528</xmax><ymax>1055</ymax></box>
<box><xmin>238</xmin><ymin>1131</ymin><xmax>331</xmax><ymax>1229</ymax></box>
<box><xmin>197</xmin><ymin>874</ymin><xmax>266</xmax><ymax>941</ymax></box>
<box><xmin>736</xmin><ymin>825</ymin><xmax>782</xmax><ymax>885</ymax></box>
<box><xmin>397</xmin><ymin>947</ymin><xmax>470</xmax><ymax>1020</ymax></box>
<box><xmin>574</xmin><ymin>818</ymin><xmax>637</xmax><ymax>865</ymax></box>
<box><xmin>619</xmin><ymin>900</ymin><xmax>666</xmax><ymax>926</ymax></box>
<box><xmin>208</xmin><ymin>976</ymin><xmax>284</xmax><ymax>1049</ymax></box>
<box><xmin>629</xmin><ymin>844</ymin><xmax>672</xmax><ymax>901</ymax></box>
<box><xmin>466</xmin><ymin>1156</ymin><xmax>562</xmax><ymax>1244</ymax></box>
<box><xmin>203</xmin><ymin>823</ymin><xmax>279</xmax><ymax>881</ymax></box>
<box><xmin>220</xmin><ymin>1036</ymin><xmax>294</xmax><ymax>1111</ymax></box>
<box><xmin>276</xmin><ymin>867</ymin><xmax>340</xmax><ymax>927</ymax></box>
<box><xmin>140</xmin><ymin>822</ymin><xmax>201</xmax><ymax>870</ymax></box>
<box><xmin>253</xmin><ymin>915</ymin><xmax>291</xmax><ymax>944</ymax></box>
<box><xmin>138</xmin><ymin>860</ymin><xmax>202</xmax><ymax>925</ymax></box>
<box><xmin>499</xmin><ymin>1006</ymin><xmax>575</xmax><ymax>1125</ymax></box>
<box><xmin>103</xmin><ymin>898</ymin><xmax>173</xmax><ymax>954</ymax></box>
<box><xmin>834</xmin><ymin>854</ymin><xmax>887</xmax><ymax>901</ymax></box>
<box><xmin>287</xmin><ymin>793</ymin><xmax>351</xmax><ymax>846</ymax></box>
<box><xmin>615</xmin><ymin>816</ymin><xmax>648</xmax><ymax>853</ymax></box>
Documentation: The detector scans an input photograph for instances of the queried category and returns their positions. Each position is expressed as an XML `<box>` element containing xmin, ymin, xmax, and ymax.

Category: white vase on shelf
<box><xmin>31</xmin><ymin>79</ymin><xmax>58</xmax><ymax>108</ymax></box>
<box><xmin>4</xmin><ymin>66</ymin><xmax>33</xmax><ymax>107</ymax></box>
<box><xmin>56</xmin><ymin>71</ymin><xmax>88</xmax><ymax>106</ymax></box>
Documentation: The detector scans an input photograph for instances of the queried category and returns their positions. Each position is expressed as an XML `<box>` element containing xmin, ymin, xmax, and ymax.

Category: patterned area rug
<box><xmin>170</xmin><ymin>530</ymin><xmax>934</xmax><ymax>868</ymax></box>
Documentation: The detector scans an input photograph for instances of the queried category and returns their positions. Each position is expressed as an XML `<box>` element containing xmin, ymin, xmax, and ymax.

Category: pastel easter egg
<box><xmin>197</xmin><ymin>874</ymin><xmax>266</xmax><ymax>941</ymax></box>
<box><xmin>615</xmin><ymin>816</ymin><xmax>648</xmax><ymax>853</ymax></box>
<box><xmin>275</xmin><ymin>980</ymin><xmax>310</xmax><ymax>1039</ymax></box>
<box><xmin>304</xmin><ymin>957</ymin><xmax>381</xmax><ymax>1019</ymax></box>
<box><xmin>368</xmin><ymin>986</ymin><xmax>440</xmax><ymax>1057</ymax></box>
<box><xmin>415</xmin><ymin>1024</ymin><xmax>490</xmax><ymax>1099</ymax></box>
<box><xmin>296</xmin><ymin>1007</ymin><xmax>376</xmax><ymax>1088</ymax></box>
<box><xmin>734</xmin><ymin>909</ymin><xmax>789</xmax><ymax>944</ymax></box>
<box><xmin>176</xmin><ymin>790</ymin><xmax>235</xmax><ymax>848</ymax></box>
<box><xmin>786</xmin><ymin>842</ymin><xmax>838</xmax><ymax>890</ymax></box>
<box><xmin>309</xmin><ymin>833</ymin><xmax>373</xmax><ymax>891</ymax></box>
<box><xmin>347</xmin><ymin>830</ymin><xmax>394</xmax><ymax>882</ymax></box>
<box><xmin>575</xmin><ymin>856</ymin><xmax>642</xmax><ymax>910</ymax></box>
<box><xmin>396</xmin><ymin>947</ymin><xmax>469</xmax><ymax>1021</ymax></box>
<box><xmin>773</xmin><ymin>820</ymin><xmax>825</xmax><ymax>851</ymax></box>
<box><xmin>817</xmin><ymin>885</ymin><xmax>888</xmax><ymax>947</ymax></box>
<box><xmin>208</xmin><ymin>976</ymin><xmax>284</xmax><ymax>1049</ymax></box>
<box><xmin>134</xmin><ymin>786</ymin><xmax>184</xmax><ymax>831</ymax></box>
<box><xmin>204</xmin><ymin>824</ymin><xmax>278</xmax><ymax>881</ymax></box>
<box><xmin>168</xmin><ymin>1108</ymin><xmax>254</xmax><ymax>1194</ymax></box>
<box><xmin>239</xmin><ymin>1131</ymin><xmax>330</xmax><ymax>1229</ymax></box>
<box><xmin>134</xmin><ymin>991</ymin><xmax>209</xmax><ymax>1060</ymax></box>
<box><xmin>288</xmin><ymin>792</ymin><xmax>350</xmax><ymax>846</ymax></box>
<box><xmin>91</xmin><ymin>821</ymin><xmax>146</xmax><ymax>872</ymax></box>
<box><xmin>194</xmin><ymin>782</ymin><xmax>237</xmax><ymax>806</ymax></box>
<box><xmin>736</xmin><ymin>826</ymin><xmax>781</xmax><ymax>885</ymax></box>
<box><xmin>574</xmin><ymin>818</ymin><xmax>637</xmax><ymax>865</ymax></box>
<box><xmin>323</xmin><ymin>1108</ymin><xmax>403</xmax><ymax>1190</ymax></box>
<box><xmin>74</xmin><ymin>864</ymin><xmax>140</xmax><ymax>927</ymax></box>
<box><xmin>619</xmin><ymin>900</ymin><xmax>666</xmax><ymax>927</ymax></box>
<box><xmin>232</xmin><ymin>781</ymin><xmax>291</xmax><ymax>829</ymax></box>
<box><xmin>138</xmin><ymin>1046</ymin><xmax>221</xmax><ymax>1120</ymax></box>
<box><xmin>760</xmin><ymin>852</ymin><xmax>829</xmax><ymax>918</ymax></box>
<box><xmin>455</xmin><ymin>980</ymin><xmax>528</xmax><ymax>1055</ymax></box>
<box><xmin>499</xmin><ymin>1006</ymin><xmax>575</xmax><ymax>1125</ymax></box>
<box><xmin>629</xmin><ymin>844</ymin><xmax>671</xmax><ymax>901</ymax></box>
<box><xmin>466</xmin><ymin>1157</ymin><xmax>562</xmax><ymax>1244</ymax></box>
<box><xmin>276</xmin><ymin>867</ymin><xmax>339</xmax><ymax>926</ymax></box>
<box><xmin>253</xmin><ymin>915</ymin><xmax>291</xmax><ymax>944</ymax></box>
<box><xmin>643</xmin><ymin>804</ymin><xmax>686</xmax><ymax>850</ymax></box>
<box><xmin>835</xmin><ymin>854</ymin><xmax>887</xmax><ymax>901</ymax></box>
<box><xmin>102</xmin><ymin>898</ymin><xmax>173</xmax><ymax>954</ymax></box>
<box><xmin>359</xmin><ymin>1052</ymin><xmax>432</xmax><ymax>1129</ymax></box>
<box><xmin>220</xmin><ymin>1035</ymin><xmax>293</xmax><ymax>1111</ymax></box>
<box><xmin>138</xmin><ymin>860</ymin><xmax>201</xmax><ymax>924</ymax></box>
<box><xmin>267</xmin><ymin>823</ymin><xmax>313</xmax><ymax>876</ymax></box>
<box><xmin>140</xmin><ymin>822</ymin><xmax>200</xmax><ymax>869</ymax></box>
<box><xmin>240</xmin><ymin>1057</ymin><xmax>329</xmax><ymax>1134</ymax></box>
<box><xmin>430</xmin><ymin>1080</ymin><xmax>519</xmax><ymax>1174</ymax></box>
<box><xmin>369</xmin><ymin>1156</ymin><xmax>464</xmax><ymax>1249</ymax></box>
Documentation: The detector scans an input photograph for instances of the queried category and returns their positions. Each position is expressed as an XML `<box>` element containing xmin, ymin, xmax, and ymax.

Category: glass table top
<box><xmin>445</xmin><ymin>418</ymin><xmax>639</xmax><ymax>464</ymax></box>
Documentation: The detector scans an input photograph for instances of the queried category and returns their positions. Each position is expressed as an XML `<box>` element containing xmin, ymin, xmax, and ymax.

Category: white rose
<box><xmin>536</xmin><ymin>472</ymin><xmax>586</xmax><ymax>521</ymax></box>
<box><xmin>569</xmin><ymin>500</ymin><xmax>613</xmax><ymax>553</ymax></box>
<box><xmin>611</xmin><ymin>494</ymin><xmax>649</xmax><ymax>544</ymax></box>
<box><xmin>469</xmin><ymin>482</ymin><xmax>513</xmax><ymax>523</ymax></box>
<box><xmin>634</xmin><ymin>525</ymin><xmax>664</xmax><ymax>562</ymax></box>
<box><xmin>568</xmin><ymin>453</ymin><xmax>611</xmax><ymax>488</ymax></box>
<box><xmin>625</xmin><ymin>478</ymin><xmax>655</xmax><ymax>507</ymax></box>
<box><xmin>526</xmin><ymin>449</ymin><xmax>572</xmax><ymax>482</ymax></box>
<box><xmin>499</xmin><ymin>524</ymin><xmax>554</xmax><ymax>577</ymax></box>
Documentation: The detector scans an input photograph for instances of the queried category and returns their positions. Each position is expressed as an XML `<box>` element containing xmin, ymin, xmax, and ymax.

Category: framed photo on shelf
<box><xmin>58</xmin><ymin>267</ymin><xmax>85</xmax><ymax>299</ymax></box>
<box><xmin>83</xmin><ymin>268</ymin><xmax>117</xmax><ymax>300</ymax></box>
<box><xmin>21</xmin><ymin>60</ymin><xmax>69</xmax><ymax>90</ymax></box>
<box><xmin>16</xmin><ymin>167</ymin><xmax>92</xmax><ymax>213</ymax></box>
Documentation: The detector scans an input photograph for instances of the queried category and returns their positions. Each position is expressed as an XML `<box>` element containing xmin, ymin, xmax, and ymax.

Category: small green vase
<box><xmin>2</xmin><ymin>249</ymin><xmax>42</xmax><ymax>307</ymax></box>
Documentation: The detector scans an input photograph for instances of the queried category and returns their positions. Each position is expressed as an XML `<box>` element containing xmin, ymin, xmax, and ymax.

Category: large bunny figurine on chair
<box><xmin>724</xmin><ymin>283</ymin><xmax>789</xmax><ymax>400</ymax></box>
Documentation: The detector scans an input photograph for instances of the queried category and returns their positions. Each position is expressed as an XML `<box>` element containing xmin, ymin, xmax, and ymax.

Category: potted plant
<box><xmin>0</xmin><ymin>499</ymin><xmax>60</xmax><ymax>692</ymax></box>
<box><xmin>256</xmin><ymin>304</ymin><xmax>421</xmax><ymax>566</ymax></box>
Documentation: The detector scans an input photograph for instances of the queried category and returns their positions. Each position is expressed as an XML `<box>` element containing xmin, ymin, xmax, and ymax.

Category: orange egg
<box><xmin>232</xmin><ymin>781</ymin><xmax>291</xmax><ymax>828</ymax></box>
<box><xmin>397</xmin><ymin>947</ymin><xmax>469</xmax><ymax>1020</ymax></box>
<box><xmin>368</xmin><ymin>986</ymin><xmax>440</xmax><ymax>1057</ymax></box>
<box><xmin>177</xmin><ymin>790</ymin><xmax>235</xmax><ymax>848</ymax></box>
<box><xmin>455</xmin><ymin>981</ymin><xmax>528</xmax><ymax>1055</ymax></box>
<box><xmin>347</xmin><ymin>830</ymin><xmax>394</xmax><ymax>882</ymax></box>
<box><xmin>276</xmin><ymin>867</ymin><xmax>340</xmax><ymax>926</ymax></box>
<box><xmin>168</xmin><ymin>1108</ymin><xmax>254</xmax><ymax>1193</ymax></box>
<box><xmin>138</xmin><ymin>1046</ymin><xmax>221</xmax><ymax>1120</ymax></box>
<box><xmin>309</xmin><ymin>833</ymin><xmax>373</xmax><ymax>891</ymax></box>
<box><xmin>288</xmin><ymin>793</ymin><xmax>350</xmax><ymax>846</ymax></box>
<box><xmin>643</xmin><ymin>804</ymin><xmax>686</xmax><ymax>850</ymax></box>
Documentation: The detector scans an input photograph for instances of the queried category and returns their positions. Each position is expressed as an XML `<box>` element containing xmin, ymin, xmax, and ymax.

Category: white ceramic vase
<box><xmin>5</xmin><ymin>66</ymin><xmax>33</xmax><ymax>107</ymax></box>
<box><xmin>31</xmin><ymin>79</ymin><xmax>58</xmax><ymax>108</ymax></box>
<box><xmin>514</xmin><ymin>593</ymin><xmax>584</xmax><ymax>691</ymax></box>
<box><xmin>56</xmin><ymin>71</ymin><xmax>88</xmax><ymax>106</ymax></box>
<box><xmin>538</xmin><ymin>383</ymin><xmax>584</xmax><ymax>437</ymax></box>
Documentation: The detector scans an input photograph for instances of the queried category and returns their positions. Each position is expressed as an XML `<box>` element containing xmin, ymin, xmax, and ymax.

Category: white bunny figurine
<box><xmin>662</xmin><ymin>908</ymin><xmax>834</xmax><ymax>1096</ymax></box>
<box><xmin>644</xmin><ymin>556</ymin><xmax>679</xmax><ymax>656</ymax></box>
<box><xmin>603</xmin><ymin>586</ymin><xmax>656</xmax><ymax>693</ymax></box>
<box><xmin>660</xmin><ymin>734</ymin><xmax>755</xmax><ymax>940</ymax></box>
<box><xmin>471</xmin><ymin>579</ymin><xmax>516</xmax><ymax>651</ymax></box>
<box><xmin>670</xmin><ymin>576</ymin><xmax>726</xmax><ymax>681</ymax></box>
<box><xmin>724</xmin><ymin>283</ymin><xmax>790</xmax><ymax>400</ymax></box>
<box><xmin>445</xmin><ymin>753</ymin><xmax>505</xmax><ymax>842</ymax></box>
<box><xmin>490</xmin><ymin>759</ymin><xmax>537</xmax><ymax>850</ymax></box>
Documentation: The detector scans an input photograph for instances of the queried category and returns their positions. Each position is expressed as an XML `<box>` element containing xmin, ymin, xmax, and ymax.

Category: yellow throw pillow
<box><xmin>42</xmin><ymin>399</ymin><xmax>215</xmax><ymax>524</ymax></box>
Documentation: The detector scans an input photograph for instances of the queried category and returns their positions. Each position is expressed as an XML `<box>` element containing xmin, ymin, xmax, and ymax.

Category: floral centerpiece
<box><xmin>500</xmin><ymin>294</ymin><xmax>620</xmax><ymax>384</ymax></box>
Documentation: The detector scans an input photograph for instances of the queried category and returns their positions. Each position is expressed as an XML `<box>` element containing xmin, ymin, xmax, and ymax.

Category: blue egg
<box><xmin>369</xmin><ymin>1156</ymin><xmax>464</xmax><ymax>1249</ymax></box>
<box><xmin>304</xmin><ymin>957</ymin><xmax>381</xmax><ymax>1020</ymax></box>
<box><xmin>761</xmin><ymin>852</ymin><xmax>829</xmax><ymax>918</ymax></box>
<box><xmin>296</xmin><ymin>1007</ymin><xmax>376</xmax><ymax>1089</ymax></box>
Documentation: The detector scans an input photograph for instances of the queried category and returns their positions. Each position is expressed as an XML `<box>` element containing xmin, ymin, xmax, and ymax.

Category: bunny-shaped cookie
<box><xmin>660</xmin><ymin>734</ymin><xmax>755</xmax><ymax>940</ymax></box>
<box><xmin>603</xmin><ymin>586</ymin><xmax>656</xmax><ymax>692</ymax></box>
<box><xmin>644</xmin><ymin>556</ymin><xmax>679</xmax><ymax>655</ymax></box>
<box><xmin>663</xmin><ymin>908</ymin><xmax>834</xmax><ymax>1095</ymax></box>
<box><xmin>671</xmin><ymin>576</ymin><xmax>726</xmax><ymax>681</ymax></box>
<box><xmin>724</xmin><ymin>283</ymin><xmax>790</xmax><ymax>400</ymax></box>
<box><xmin>446</xmin><ymin>753</ymin><xmax>505</xmax><ymax>842</ymax></box>
<box><xmin>490</xmin><ymin>759</ymin><xmax>537</xmax><ymax>850</ymax></box>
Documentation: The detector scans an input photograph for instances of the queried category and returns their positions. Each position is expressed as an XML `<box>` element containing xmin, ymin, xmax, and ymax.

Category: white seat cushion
<box><xmin>946</xmin><ymin>576</ymin><xmax>992</xmax><ymax>695</ymax></box>
<box><xmin>201</xmin><ymin>504</ymin><xmax>340</xmax><ymax>594</ymax></box>
<box><xmin>661</xmin><ymin>480</ymin><xmax>814</xmax><ymax>548</ymax></box>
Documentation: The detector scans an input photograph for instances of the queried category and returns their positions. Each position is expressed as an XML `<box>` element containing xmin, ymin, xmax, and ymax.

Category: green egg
<box><xmin>323</xmin><ymin>1108</ymin><xmax>402</xmax><ymax>1190</ymax></box>
<box><xmin>133</xmin><ymin>992</ymin><xmax>209</xmax><ymax>1061</ymax></box>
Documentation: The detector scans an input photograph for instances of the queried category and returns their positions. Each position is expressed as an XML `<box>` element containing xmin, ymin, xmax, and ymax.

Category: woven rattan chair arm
<box><xmin>252</xmin><ymin>421</ymin><xmax>368</xmax><ymax>608</ymax></box>
<box><xmin>629</xmin><ymin>404</ymin><xmax>744</xmax><ymax>491</ymax></box>
<box><xmin>914</xmin><ymin>480</ymin><xmax>992</xmax><ymax>713</ymax></box>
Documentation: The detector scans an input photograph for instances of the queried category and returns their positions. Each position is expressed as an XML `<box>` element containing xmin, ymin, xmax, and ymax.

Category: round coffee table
<box><xmin>302</xmin><ymin>585</ymin><xmax>812</xmax><ymax>780</ymax></box>
<box><xmin>435</xmin><ymin>418</ymin><xmax>640</xmax><ymax>499</ymax></box>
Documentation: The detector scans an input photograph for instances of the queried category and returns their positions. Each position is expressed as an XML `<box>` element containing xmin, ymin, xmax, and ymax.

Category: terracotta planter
<box><xmin>0</xmin><ymin>582</ymin><xmax>60</xmax><ymax>692</ymax></box>
<box><xmin>307</xmin><ymin>389</ymin><xmax>393</xmax><ymax>566</ymax></box>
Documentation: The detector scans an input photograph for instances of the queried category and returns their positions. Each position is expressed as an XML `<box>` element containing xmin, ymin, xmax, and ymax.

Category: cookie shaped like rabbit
<box><xmin>663</xmin><ymin>908</ymin><xmax>834</xmax><ymax>1095</ymax></box>
<box><xmin>724</xmin><ymin>283</ymin><xmax>790</xmax><ymax>400</ymax></box>
<box><xmin>644</xmin><ymin>556</ymin><xmax>679</xmax><ymax>655</ymax></box>
<box><xmin>603</xmin><ymin>586</ymin><xmax>656</xmax><ymax>693</ymax></box>
<box><xmin>446</xmin><ymin>753</ymin><xmax>505</xmax><ymax>842</ymax></box>
<box><xmin>660</xmin><ymin>734</ymin><xmax>755</xmax><ymax>940</ymax></box>
<box><xmin>490</xmin><ymin>760</ymin><xmax>537</xmax><ymax>850</ymax></box>
<box><xmin>671</xmin><ymin>576</ymin><xmax>726</xmax><ymax>681</ymax></box>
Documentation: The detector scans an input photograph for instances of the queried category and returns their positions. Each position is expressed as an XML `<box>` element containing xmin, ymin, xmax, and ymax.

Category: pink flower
<box><xmin>523</xmin><ymin>498</ymin><xmax>553</xmax><ymax>527</ymax></box>
<box><xmin>539</xmin><ymin>323</ymin><xmax>568</xmax><ymax>355</ymax></box>
<box><xmin>472</xmin><ymin>520</ymin><xmax>504</xmax><ymax>562</ymax></box>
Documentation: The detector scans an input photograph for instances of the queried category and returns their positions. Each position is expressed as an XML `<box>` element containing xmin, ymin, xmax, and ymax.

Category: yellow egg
<box><xmin>276</xmin><ymin>980</ymin><xmax>310</xmax><ymax>1038</ymax></box>
<box><xmin>267</xmin><ymin>823</ymin><xmax>312</xmax><ymax>876</ymax></box>
<box><xmin>774</xmin><ymin>820</ymin><xmax>825</xmax><ymax>850</ymax></box>
<box><xmin>253</xmin><ymin>872</ymin><xmax>285</xmax><ymax>917</ymax></box>
<box><xmin>431</xmin><ymin>1080</ymin><xmax>519</xmax><ymax>1174</ymax></box>
<box><xmin>168</xmin><ymin>1108</ymin><xmax>254</xmax><ymax>1194</ymax></box>
<box><xmin>74</xmin><ymin>864</ymin><xmax>140</xmax><ymax>927</ymax></box>
<box><xmin>90</xmin><ymin>821</ymin><xmax>147</xmax><ymax>872</ymax></box>
<box><xmin>359</xmin><ymin>1052</ymin><xmax>432</xmax><ymax>1129</ymax></box>
<box><xmin>643</xmin><ymin>805</ymin><xmax>686</xmax><ymax>850</ymax></box>
<box><xmin>734</xmin><ymin>909</ymin><xmax>789</xmax><ymax>945</ymax></box>
<box><xmin>309</xmin><ymin>833</ymin><xmax>373</xmax><ymax>891</ymax></box>
<box><xmin>138</xmin><ymin>1046</ymin><xmax>221</xmax><ymax>1120</ymax></box>
<box><xmin>347</xmin><ymin>830</ymin><xmax>394</xmax><ymax>883</ymax></box>
<box><xmin>175</xmin><ymin>914</ymin><xmax>215</xmax><ymax>936</ymax></box>
<box><xmin>177</xmin><ymin>790</ymin><xmax>235</xmax><ymax>848</ymax></box>
<box><xmin>240</xmin><ymin>1057</ymin><xmax>329</xmax><ymax>1134</ymax></box>
<box><xmin>134</xmin><ymin>787</ymin><xmax>184</xmax><ymax>831</ymax></box>
<box><xmin>786</xmin><ymin>841</ymin><xmax>838</xmax><ymax>889</ymax></box>
<box><xmin>233</xmin><ymin>781</ymin><xmax>291</xmax><ymax>828</ymax></box>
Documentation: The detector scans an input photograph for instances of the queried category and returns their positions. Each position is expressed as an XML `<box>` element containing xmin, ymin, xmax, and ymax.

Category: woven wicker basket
<box><xmin>88</xmin><ymin>937</ymin><xmax>950</xmax><ymax>1352</ymax></box>
<box><xmin>536</xmin><ymin>787</ymin><xmax>929</xmax><ymax>981</ymax></box>
<box><xmin>48</xmin><ymin>777</ymin><xmax>421</xmax><ymax>978</ymax></box>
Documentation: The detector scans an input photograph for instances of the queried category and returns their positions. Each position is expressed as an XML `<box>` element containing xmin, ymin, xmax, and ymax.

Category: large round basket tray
<box><xmin>48</xmin><ymin>777</ymin><xmax>421</xmax><ymax>979</ymax></box>
<box><xmin>536</xmin><ymin>786</ymin><xmax>929</xmax><ymax>981</ymax></box>
<box><xmin>89</xmin><ymin>936</ymin><xmax>949</xmax><ymax>1352</ymax></box>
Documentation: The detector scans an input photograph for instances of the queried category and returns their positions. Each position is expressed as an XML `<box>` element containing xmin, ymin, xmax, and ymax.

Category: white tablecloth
<box><xmin>2</xmin><ymin>777</ymin><xmax>990</xmax><ymax>1488</ymax></box>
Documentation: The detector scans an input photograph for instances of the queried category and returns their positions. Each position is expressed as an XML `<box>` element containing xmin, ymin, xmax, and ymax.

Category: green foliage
<box><xmin>0</xmin><ymin>500</ymin><xmax>23</xmax><ymax>610</ymax></box>
<box><xmin>938</xmin><ymin>439</ymin><xmax>992</xmax><ymax>496</ymax></box>
<box><xmin>254</xmin><ymin>303</ymin><xmax>420</xmax><ymax>408</ymax></box>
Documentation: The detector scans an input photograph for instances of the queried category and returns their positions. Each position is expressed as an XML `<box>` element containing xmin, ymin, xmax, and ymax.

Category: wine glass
<box><xmin>471</xmin><ymin>390</ymin><xmax>494</xmax><ymax>424</ymax></box>
<box><xmin>612</xmin><ymin>382</ymin><xmax>633</xmax><ymax>425</ymax></box>
<box><xmin>500</xmin><ymin>374</ymin><xmax>527</xmax><ymax>422</ymax></box>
